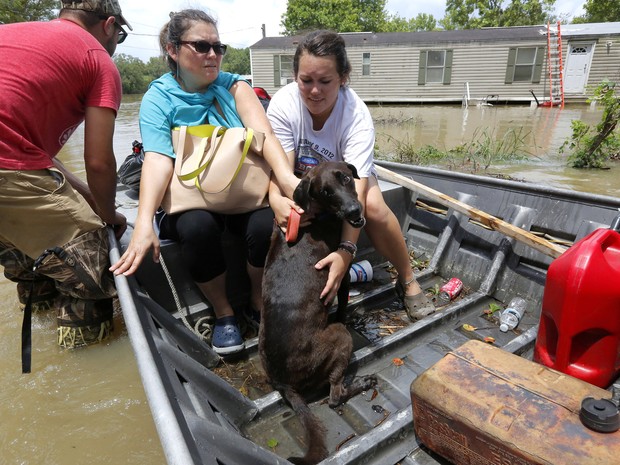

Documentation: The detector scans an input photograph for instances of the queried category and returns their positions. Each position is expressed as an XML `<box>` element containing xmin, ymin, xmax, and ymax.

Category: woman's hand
<box><xmin>271</xmin><ymin>194</ymin><xmax>303</xmax><ymax>231</ymax></box>
<box><xmin>314</xmin><ymin>249</ymin><xmax>352</xmax><ymax>305</ymax></box>
<box><xmin>109</xmin><ymin>219</ymin><xmax>160</xmax><ymax>276</ymax></box>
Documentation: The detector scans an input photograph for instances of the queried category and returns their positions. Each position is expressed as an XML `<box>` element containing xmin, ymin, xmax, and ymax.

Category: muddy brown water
<box><xmin>1</xmin><ymin>95</ymin><xmax>618</xmax><ymax>464</ymax></box>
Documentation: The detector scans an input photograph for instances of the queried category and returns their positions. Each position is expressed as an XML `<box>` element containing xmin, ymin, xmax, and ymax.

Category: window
<box><xmin>505</xmin><ymin>47</ymin><xmax>545</xmax><ymax>84</ymax></box>
<box><xmin>418</xmin><ymin>50</ymin><xmax>453</xmax><ymax>85</ymax></box>
<box><xmin>362</xmin><ymin>52</ymin><xmax>371</xmax><ymax>76</ymax></box>
<box><xmin>426</xmin><ymin>50</ymin><xmax>446</xmax><ymax>83</ymax></box>
<box><xmin>513</xmin><ymin>48</ymin><xmax>537</xmax><ymax>81</ymax></box>
<box><xmin>273</xmin><ymin>55</ymin><xmax>294</xmax><ymax>87</ymax></box>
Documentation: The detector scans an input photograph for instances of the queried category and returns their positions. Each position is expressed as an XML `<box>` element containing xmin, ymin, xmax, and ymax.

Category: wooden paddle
<box><xmin>375</xmin><ymin>165</ymin><xmax>566</xmax><ymax>259</ymax></box>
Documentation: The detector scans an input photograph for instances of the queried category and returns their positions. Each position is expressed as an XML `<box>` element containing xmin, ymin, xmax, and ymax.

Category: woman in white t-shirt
<box><xmin>267</xmin><ymin>30</ymin><xmax>434</xmax><ymax>320</ymax></box>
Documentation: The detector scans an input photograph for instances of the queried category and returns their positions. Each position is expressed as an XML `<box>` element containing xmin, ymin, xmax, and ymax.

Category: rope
<box><xmin>158</xmin><ymin>253</ymin><xmax>214</xmax><ymax>342</ymax></box>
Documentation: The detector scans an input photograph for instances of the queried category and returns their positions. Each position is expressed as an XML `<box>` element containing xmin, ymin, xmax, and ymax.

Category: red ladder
<box><xmin>546</xmin><ymin>21</ymin><xmax>565</xmax><ymax>108</ymax></box>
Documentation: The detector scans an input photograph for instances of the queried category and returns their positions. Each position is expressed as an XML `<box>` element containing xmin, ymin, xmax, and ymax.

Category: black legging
<box><xmin>158</xmin><ymin>207</ymin><xmax>274</xmax><ymax>283</ymax></box>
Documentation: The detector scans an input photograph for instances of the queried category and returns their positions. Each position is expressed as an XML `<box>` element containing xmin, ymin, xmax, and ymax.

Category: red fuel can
<box><xmin>534</xmin><ymin>227</ymin><xmax>620</xmax><ymax>388</ymax></box>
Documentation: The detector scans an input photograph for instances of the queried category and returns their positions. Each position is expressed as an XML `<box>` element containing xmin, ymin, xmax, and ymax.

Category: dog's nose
<box><xmin>344</xmin><ymin>201</ymin><xmax>362</xmax><ymax>221</ymax></box>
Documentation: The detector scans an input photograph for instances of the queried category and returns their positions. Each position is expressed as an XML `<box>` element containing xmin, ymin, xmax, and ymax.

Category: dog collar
<box><xmin>286</xmin><ymin>208</ymin><xmax>301</xmax><ymax>243</ymax></box>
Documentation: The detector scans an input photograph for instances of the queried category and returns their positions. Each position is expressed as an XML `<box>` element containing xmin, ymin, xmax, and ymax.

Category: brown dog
<box><xmin>259</xmin><ymin>162</ymin><xmax>378</xmax><ymax>465</ymax></box>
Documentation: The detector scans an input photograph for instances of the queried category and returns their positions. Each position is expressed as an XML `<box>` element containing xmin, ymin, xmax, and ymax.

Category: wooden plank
<box><xmin>376</xmin><ymin>165</ymin><xmax>566</xmax><ymax>259</ymax></box>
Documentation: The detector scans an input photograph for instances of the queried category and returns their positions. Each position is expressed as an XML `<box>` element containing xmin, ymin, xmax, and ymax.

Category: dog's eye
<box><xmin>320</xmin><ymin>188</ymin><xmax>334</xmax><ymax>198</ymax></box>
<box><xmin>337</xmin><ymin>171</ymin><xmax>352</xmax><ymax>184</ymax></box>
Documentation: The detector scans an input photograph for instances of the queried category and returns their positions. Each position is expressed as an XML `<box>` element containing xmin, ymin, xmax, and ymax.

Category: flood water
<box><xmin>1</xmin><ymin>95</ymin><xmax>618</xmax><ymax>464</ymax></box>
<box><xmin>372</xmin><ymin>103</ymin><xmax>620</xmax><ymax>198</ymax></box>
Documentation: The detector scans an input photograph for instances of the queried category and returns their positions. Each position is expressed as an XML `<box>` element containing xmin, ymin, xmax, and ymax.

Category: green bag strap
<box><xmin>175</xmin><ymin>125</ymin><xmax>225</xmax><ymax>182</ymax></box>
<box><xmin>196</xmin><ymin>127</ymin><xmax>254</xmax><ymax>194</ymax></box>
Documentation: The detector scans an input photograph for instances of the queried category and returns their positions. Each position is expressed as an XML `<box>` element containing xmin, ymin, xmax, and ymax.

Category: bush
<box><xmin>560</xmin><ymin>81</ymin><xmax>620</xmax><ymax>169</ymax></box>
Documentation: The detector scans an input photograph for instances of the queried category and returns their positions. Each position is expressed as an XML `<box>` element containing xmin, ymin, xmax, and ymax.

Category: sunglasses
<box><xmin>178</xmin><ymin>41</ymin><xmax>227</xmax><ymax>56</ymax></box>
<box><xmin>98</xmin><ymin>15</ymin><xmax>127</xmax><ymax>44</ymax></box>
<box><xmin>114</xmin><ymin>23</ymin><xmax>128</xmax><ymax>44</ymax></box>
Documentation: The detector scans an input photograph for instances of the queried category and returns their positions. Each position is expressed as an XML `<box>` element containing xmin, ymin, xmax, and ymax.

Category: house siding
<box><xmin>573</xmin><ymin>38</ymin><xmax>620</xmax><ymax>94</ymax></box>
<box><xmin>342</xmin><ymin>39</ymin><xmax>548</xmax><ymax>103</ymax></box>
<box><xmin>249</xmin><ymin>23</ymin><xmax>620</xmax><ymax>105</ymax></box>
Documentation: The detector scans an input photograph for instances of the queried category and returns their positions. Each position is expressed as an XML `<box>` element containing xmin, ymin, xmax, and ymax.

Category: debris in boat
<box><xmin>483</xmin><ymin>302</ymin><xmax>502</xmax><ymax>315</ymax></box>
<box><xmin>430</xmin><ymin>279</ymin><xmax>471</xmax><ymax>308</ymax></box>
<box><xmin>484</xmin><ymin>336</ymin><xmax>496</xmax><ymax>344</ymax></box>
<box><xmin>336</xmin><ymin>433</ymin><xmax>357</xmax><ymax>451</ymax></box>
<box><xmin>348</xmin><ymin>289</ymin><xmax>361</xmax><ymax>297</ymax></box>
<box><xmin>385</xmin><ymin>249</ymin><xmax>430</xmax><ymax>276</ymax></box>
<box><xmin>438</xmin><ymin>277</ymin><xmax>463</xmax><ymax>304</ymax></box>
<box><xmin>370</xmin><ymin>389</ymin><xmax>378</xmax><ymax>401</ymax></box>
<box><xmin>392</xmin><ymin>357</ymin><xmax>404</xmax><ymax>366</ymax></box>
<box><xmin>372</xmin><ymin>405</ymin><xmax>385</xmax><ymax>414</ymax></box>
<box><xmin>212</xmin><ymin>359</ymin><xmax>271</xmax><ymax>399</ymax></box>
<box><xmin>462</xmin><ymin>324</ymin><xmax>476</xmax><ymax>332</ymax></box>
<box><xmin>267</xmin><ymin>438</ymin><xmax>278</xmax><ymax>451</ymax></box>
<box><xmin>426</xmin><ymin>283</ymin><xmax>441</xmax><ymax>297</ymax></box>
<box><xmin>371</xmin><ymin>405</ymin><xmax>392</xmax><ymax>427</ymax></box>
<box><xmin>350</xmin><ymin>304</ymin><xmax>408</xmax><ymax>342</ymax></box>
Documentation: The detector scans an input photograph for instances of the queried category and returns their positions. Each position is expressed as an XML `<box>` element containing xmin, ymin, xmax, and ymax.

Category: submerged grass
<box><xmin>376</xmin><ymin>126</ymin><xmax>534</xmax><ymax>173</ymax></box>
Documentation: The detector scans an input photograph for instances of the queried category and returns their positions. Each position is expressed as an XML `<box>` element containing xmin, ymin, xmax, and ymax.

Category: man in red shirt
<box><xmin>0</xmin><ymin>1</ymin><xmax>131</xmax><ymax>357</ymax></box>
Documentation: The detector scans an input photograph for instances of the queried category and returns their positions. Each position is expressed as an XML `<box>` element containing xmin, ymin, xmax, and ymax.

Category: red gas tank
<box><xmin>534</xmin><ymin>225</ymin><xmax>620</xmax><ymax>388</ymax></box>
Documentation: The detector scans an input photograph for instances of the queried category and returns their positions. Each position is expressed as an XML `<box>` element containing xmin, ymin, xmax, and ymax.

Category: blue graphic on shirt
<box><xmin>295</xmin><ymin>140</ymin><xmax>322</xmax><ymax>176</ymax></box>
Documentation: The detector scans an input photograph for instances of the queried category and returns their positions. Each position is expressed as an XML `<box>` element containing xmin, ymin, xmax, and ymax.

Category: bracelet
<box><xmin>338</xmin><ymin>241</ymin><xmax>357</xmax><ymax>259</ymax></box>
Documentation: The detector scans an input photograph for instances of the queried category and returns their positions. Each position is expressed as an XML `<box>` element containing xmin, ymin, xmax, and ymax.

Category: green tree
<box><xmin>560</xmin><ymin>82</ymin><xmax>620</xmax><ymax>169</ymax></box>
<box><xmin>280</xmin><ymin>0</ymin><xmax>389</xmax><ymax>35</ymax></box>
<box><xmin>383</xmin><ymin>13</ymin><xmax>438</xmax><ymax>32</ymax></box>
<box><xmin>221</xmin><ymin>46</ymin><xmax>251</xmax><ymax>75</ymax></box>
<box><xmin>408</xmin><ymin>13</ymin><xmax>439</xmax><ymax>31</ymax></box>
<box><xmin>144</xmin><ymin>56</ymin><xmax>169</xmax><ymax>81</ymax></box>
<box><xmin>0</xmin><ymin>0</ymin><xmax>57</xmax><ymax>23</ymax></box>
<box><xmin>576</xmin><ymin>0</ymin><xmax>620</xmax><ymax>23</ymax></box>
<box><xmin>114</xmin><ymin>54</ymin><xmax>147</xmax><ymax>94</ymax></box>
<box><xmin>441</xmin><ymin>0</ymin><xmax>554</xmax><ymax>30</ymax></box>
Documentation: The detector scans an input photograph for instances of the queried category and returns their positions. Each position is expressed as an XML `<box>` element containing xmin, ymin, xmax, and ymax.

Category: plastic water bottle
<box><xmin>499</xmin><ymin>297</ymin><xmax>527</xmax><ymax>332</ymax></box>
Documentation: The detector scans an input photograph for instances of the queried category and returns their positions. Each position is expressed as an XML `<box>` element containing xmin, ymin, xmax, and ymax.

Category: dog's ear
<box><xmin>293</xmin><ymin>176</ymin><xmax>312</xmax><ymax>210</ymax></box>
<box><xmin>347</xmin><ymin>163</ymin><xmax>360</xmax><ymax>179</ymax></box>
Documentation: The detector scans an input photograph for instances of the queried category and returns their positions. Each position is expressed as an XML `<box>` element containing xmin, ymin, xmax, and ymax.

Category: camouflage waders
<box><xmin>0</xmin><ymin>226</ymin><xmax>117</xmax><ymax>350</ymax></box>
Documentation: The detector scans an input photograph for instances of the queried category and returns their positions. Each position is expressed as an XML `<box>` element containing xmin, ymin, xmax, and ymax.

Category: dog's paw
<box><xmin>360</xmin><ymin>374</ymin><xmax>378</xmax><ymax>390</ymax></box>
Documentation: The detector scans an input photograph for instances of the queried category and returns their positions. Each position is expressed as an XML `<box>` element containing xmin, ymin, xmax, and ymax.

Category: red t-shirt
<box><xmin>0</xmin><ymin>19</ymin><xmax>122</xmax><ymax>170</ymax></box>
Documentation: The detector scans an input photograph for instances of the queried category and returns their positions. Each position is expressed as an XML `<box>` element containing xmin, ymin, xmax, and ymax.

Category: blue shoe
<box><xmin>212</xmin><ymin>316</ymin><xmax>245</xmax><ymax>355</ymax></box>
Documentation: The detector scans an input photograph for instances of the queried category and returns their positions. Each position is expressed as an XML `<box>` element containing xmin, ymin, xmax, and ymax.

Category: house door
<box><xmin>563</xmin><ymin>42</ymin><xmax>594</xmax><ymax>94</ymax></box>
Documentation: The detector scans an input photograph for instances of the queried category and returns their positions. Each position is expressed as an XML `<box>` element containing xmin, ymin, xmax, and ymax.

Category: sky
<box><xmin>115</xmin><ymin>0</ymin><xmax>588</xmax><ymax>63</ymax></box>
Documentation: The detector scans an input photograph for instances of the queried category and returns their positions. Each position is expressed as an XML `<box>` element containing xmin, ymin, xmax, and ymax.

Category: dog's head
<box><xmin>293</xmin><ymin>162</ymin><xmax>365</xmax><ymax>228</ymax></box>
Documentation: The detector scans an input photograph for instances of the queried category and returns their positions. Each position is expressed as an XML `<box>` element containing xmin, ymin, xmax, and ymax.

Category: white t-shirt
<box><xmin>267</xmin><ymin>82</ymin><xmax>375</xmax><ymax>178</ymax></box>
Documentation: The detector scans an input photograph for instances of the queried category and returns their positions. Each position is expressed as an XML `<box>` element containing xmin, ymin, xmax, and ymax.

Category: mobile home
<box><xmin>249</xmin><ymin>22</ymin><xmax>620</xmax><ymax>105</ymax></box>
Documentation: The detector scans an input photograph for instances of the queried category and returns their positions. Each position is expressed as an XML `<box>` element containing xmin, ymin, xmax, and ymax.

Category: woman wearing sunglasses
<box><xmin>267</xmin><ymin>30</ymin><xmax>435</xmax><ymax>321</ymax></box>
<box><xmin>111</xmin><ymin>9</ymin><xmax>300</xmax><ymax>356</ymax></box>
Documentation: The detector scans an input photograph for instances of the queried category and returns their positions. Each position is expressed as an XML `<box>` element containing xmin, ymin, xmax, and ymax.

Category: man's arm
<box><xmin>82</xmin><ymin>106</ymin><xmax>125</xmax><ymax>228</ymax></box>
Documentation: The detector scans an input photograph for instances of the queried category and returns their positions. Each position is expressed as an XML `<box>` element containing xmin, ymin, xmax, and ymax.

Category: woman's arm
<box><xmin>314</xmin><ymin>177</ymin><xmax>368</xmax><ymax>304</ymax></box>
<box><xmin>110</xmin><ymin>152</ymin><xmax>174</xmax><ymax>276</ymax></box>
<box><xmin>268</xmin><ymin>148</ymin><xmax>306</xmax><ymax>231</ymax></box>
<box><xmin>230</xmin><ymin>81</ymin><xmax>299</xmax><ymax>199</ymax></box>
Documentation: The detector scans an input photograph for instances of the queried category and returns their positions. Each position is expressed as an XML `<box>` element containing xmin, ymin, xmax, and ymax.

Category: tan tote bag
<box><xmin>161</xmin><ymin>124</ymin><xmax>271</xmax><ymax>214</ymax></box>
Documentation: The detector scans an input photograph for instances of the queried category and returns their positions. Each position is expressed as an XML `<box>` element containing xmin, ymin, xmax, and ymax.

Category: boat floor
<box><xmin>169</xmin><ymin>260</ymin><xmax>538</xmax><ymax>464</ymax></box>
